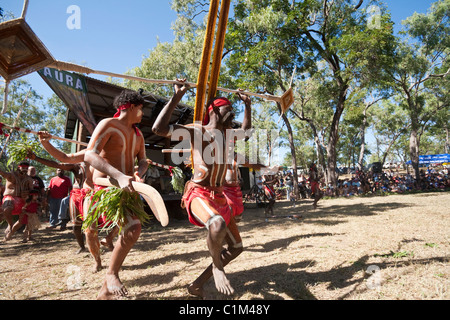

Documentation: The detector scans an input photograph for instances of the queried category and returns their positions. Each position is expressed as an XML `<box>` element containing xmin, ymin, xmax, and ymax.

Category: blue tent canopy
<box><xmin>406</xmin><ymin>154</ymin><xmax>450</xmax><ymax>165</ymax></box>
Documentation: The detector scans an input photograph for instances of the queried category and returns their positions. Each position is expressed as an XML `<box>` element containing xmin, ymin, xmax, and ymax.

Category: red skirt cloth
<box><xmin>20</xmin><ymin>202</ymin><xmax>39</xmax><ymax>224</ymax></box>
<box><xmin>2</xmin><ymin>195</ymin><xmax>25</xmax><ymax>215</ymax></box>
<box><xmin>224</xmin><ymin>185</ymin><xmax>244</xmax><ymax>217</ymax></box>
<box><xmin>182</xmin><ymin>181</ymin><xmax>232</xmax><ymax>227</ymax></box>
<box><xmin>70</xmin><ymin>188</ymin><xmax>91</xmax><ymax>221</ymax></box>
<box><xmin>310</xmin><ymin>181</ymin><xmax>320</xmax><ymax>195</ymax></box>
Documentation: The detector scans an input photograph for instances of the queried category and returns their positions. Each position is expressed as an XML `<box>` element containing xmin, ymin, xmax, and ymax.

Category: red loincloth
<box><xmin>2</xmin><ymin>195</ymin><xmax>25</xmax><ymax>215</ymax></box>
<box><xmin>224</xmin><ymin>185</ymin><xmax>244</xmax><ymax>217</ymax></box>
<box><xmin>70</xmin><ymin>188</ymin><xmax>90</xmax><ymax>222</ymax></box>
<box><xmin>182</xmin><ymin>181</ymin><xmax>232</xmax><ymax>227</ymax></box>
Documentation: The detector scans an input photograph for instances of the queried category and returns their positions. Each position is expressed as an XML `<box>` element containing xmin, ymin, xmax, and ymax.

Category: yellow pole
<box><xmin>193</xmin><ymin>0</ymin><xmax>220</xmax><ymax>123</ymax></box>
<box><xmin>207</xmin><ymin>0</ymin><xmax>231</xmax><ymax>103</ymax></box>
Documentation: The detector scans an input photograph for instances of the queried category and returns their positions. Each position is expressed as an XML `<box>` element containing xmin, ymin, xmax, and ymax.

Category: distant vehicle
<box><xmin>369</xmin><ymin>162</ymin><xmax>382</xmax><ymax>173</ymax></box>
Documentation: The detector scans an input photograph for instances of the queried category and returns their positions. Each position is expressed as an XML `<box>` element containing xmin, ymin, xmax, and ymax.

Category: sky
<box><xmin>0</xmin><ymin>0</ymin><xmax>440</xmax><ymax>164</ymax></box>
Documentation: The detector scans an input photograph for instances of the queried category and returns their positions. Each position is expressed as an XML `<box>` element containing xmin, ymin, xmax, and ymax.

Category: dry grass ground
<box><xmin>0</xmin><ymin>191</ymin><xmax>448</xmax><ymax>300</ymax></box>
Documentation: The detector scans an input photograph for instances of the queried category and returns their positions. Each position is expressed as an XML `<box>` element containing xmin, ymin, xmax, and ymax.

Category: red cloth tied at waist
<box><xmin>77</xmin><ymin>185</ymin><xmax>113</xmax><ymax>228</ymax></box>
<box><xmin>70</xmin><ymin>188</ymin><xmax>91</xmax><ymax>220</ymax></box>
<box><xmin>2</xmin><ymin>195</ymin><xmax>25</xmax><ymax>215</ymax></box>
<box><xmin>181</xmin><ymin>181</ymin><xmax>232</xmax><ymax>227</ymax></box>
<box><xmin>224</xmin><ymin>185</ymin><xmax>244</xmax><ymax>217</ymax></box>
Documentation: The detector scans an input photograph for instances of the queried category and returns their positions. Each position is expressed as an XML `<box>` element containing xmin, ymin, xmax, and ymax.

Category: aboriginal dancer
<box><xmin>31</xmin><ymin>133</ymin><xmax>119</xmax><ymax>257</ymax></box>
<box><xmin>83</xmin><ymin>89</ymin><xmax>148</xmax><ymax>300</ymax></box>
<box><xmin>1</xmin><ymin>161</ymin><xmax>34</xmax><ymax>240</ymax></box>
<box><xmin>262</xmin><ymin>168</ymin><xmax>277</xmax><ymax>216</ymax></box>
<box><xmin>153</xmin><ymin>79</ymin><xmax>248</xmax><ymax>298</ymax></box>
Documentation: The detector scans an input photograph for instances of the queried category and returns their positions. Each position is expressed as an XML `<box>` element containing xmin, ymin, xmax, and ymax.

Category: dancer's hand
<box><xmin>236</xmin><ymin>89</ymin><xmax>251</xmax><ymax>105</ymax></box>
<box><xmin>117</xmin><ymin>174</ymin><xmax>135</xmax><ymax>193</ymax></box>
<box><xmin>174</xmin><ymin>78</ymin><xmax>190</xmax><ymax>95</ymax></box>
<box><xmin>134</xmin><ymin>171</ymin><xmax>144</xmax><ymax>183</ymax></box>
<box><xmin>38</xmin><ymin>131</ymin><xmax>52</xmax><ymax>143</ymax></box>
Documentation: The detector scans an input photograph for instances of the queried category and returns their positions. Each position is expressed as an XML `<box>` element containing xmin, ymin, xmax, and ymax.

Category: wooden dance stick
<box><xmin>48</xmin><ymin>61</ymin><xmax>287</xmax><ymax>104</ymax></box>
<box><xmin>162</xmin><ymin>149</ymin><xmax>191</xmax><ymax>154</ymax></box>
<box><xmin>0</xmin><ymin>122</ymin><xmax>88</xmax><ymax>147</ymax></box>
<box><xmin>147</xmin><ymin>159</ymin><xmax>174</xmax><ymax>173</ymax></box>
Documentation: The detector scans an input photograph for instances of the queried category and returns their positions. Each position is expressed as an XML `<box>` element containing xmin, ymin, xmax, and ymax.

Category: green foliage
<box><xmin>170</xmin><ymin>166</ymin><xmax>186</xmax><ymax>193</ymax></box>
<box><xmin>0</xmin><ymin>80</ymin><xmax>69</xmax><ymax>181</ymax></box>
<box><xmin>82</xmin><ymin>187</ymin><xmax>150</xmax><ymax>233</ymax></box>
<box><xmin>6</xmin><ymin>135</ymin><xmax>40</xmax><ymax>167</ymax></box>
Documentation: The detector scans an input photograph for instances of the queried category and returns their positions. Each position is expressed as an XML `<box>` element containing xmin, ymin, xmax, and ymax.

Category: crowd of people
<box><xmin>1</xmin><ymin>82</ymin><xmax>449</xmax><ymax>300</ymax></box>
<box><xmin>271</xmin><ymin>166</ymin><xmax>450</xmax><ymax>201</ymax></box>
<box><xmin>1</xmin><ymin>85</ymin><xmax>254</xmax><ymax>300</ymax></box>
<box><xmin>0</xmin><ymin>163</ymin><xmax>73</xmax><ymax>242</ymax></box>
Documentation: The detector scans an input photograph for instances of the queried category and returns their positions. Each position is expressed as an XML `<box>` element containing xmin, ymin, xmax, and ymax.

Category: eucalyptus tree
<box><xmin>0</xmin><ymin>81</ymin><xmax>69</xmax><ymax>181</ymax></box>
<box><xmin>371</xmin><ymin>100</ymin><xmax>409</xmax><ymax>166</ymax></box>
<box><xmin>224</xmin><ymin>0</ymin><xmax>396</xmax><ymax>188</ymax></box>
<box><xmin>386</xmin><ymin>0</ymin><xmax>449</xmax><ymax>181</ymax></box>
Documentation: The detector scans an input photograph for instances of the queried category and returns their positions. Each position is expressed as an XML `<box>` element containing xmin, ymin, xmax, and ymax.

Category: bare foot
<box><xmin>92</xmin><ymin>261</ymin><xmax>103</xmax><ymax>273</ymax></box>
<box><xmin>212</xmin><ymin>266</ymin><xmax>234</xmax><ymax>296</ymax></box>
<box><xmin>187</xmin><ymin>283</ymin><xmax>205</xmax><ymax>299</ymax></box>
<box><xmin>97</xmin><ymin>274</ymin><xmax>128</xmax><ymax>300</ymax></box>
<box><xmin>5</xmin><ymin>229</ymin><xmax>12</xmax><ymax>241</ymax></box>
<box><xmin>76</xmin><ymin>247</ymin><xmax>87</xmax><ymax>254</ymax></box>
<box><xmin>100</xmin><ymin>238</ymin><xmax>114</xmax><ymax>251</ymax></box>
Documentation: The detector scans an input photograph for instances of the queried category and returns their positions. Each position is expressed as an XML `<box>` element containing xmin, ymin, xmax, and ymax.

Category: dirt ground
<box><xmin>0</xmin><ymin>191</ymin><xmax>448</xmax><ymax>300</ymax></box>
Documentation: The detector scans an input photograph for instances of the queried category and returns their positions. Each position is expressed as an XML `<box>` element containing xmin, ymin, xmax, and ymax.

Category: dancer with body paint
<box><xmin>83</xmin><ymin>89</ymin><xmax>148</xmax><ymax>300</ymax></box>
<box><xmin>153</xmin><ymin>80</ymin><xmax>250</xmax><ymax>298</ymax></box>
<box><xmin>309</xmin><ymin>163</ymin><xmax>323</xmax><ymax>209</ymax></box>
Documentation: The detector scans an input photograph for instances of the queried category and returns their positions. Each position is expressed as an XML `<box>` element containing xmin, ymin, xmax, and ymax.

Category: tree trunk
<box><xmin>410</xmin><ymin>125</ymin><xmax>420</xmax><ymax>182</ymax></box>
<box><xmin>281</xmin><ymin>111</ymin><xmax>299</xmax><ymax>198</ymax></box>
<box><xmin>445</xmin><ymin>126</ymin><xmax>449</xmax><ymax>154</ymax></box>
<box><xmin>357</xmin><ymin>110</ymin><xmax>368</xmax><ymax>171</ymax></box>
<box><xmin>289</xmin><ymin>109</ymin><xmax>328</xmax><ymax>184</ymax></box>
<box><xmin>326</xmin><ymin>87</ymin><xmax>347</xmax><ymax>187</ymax></box>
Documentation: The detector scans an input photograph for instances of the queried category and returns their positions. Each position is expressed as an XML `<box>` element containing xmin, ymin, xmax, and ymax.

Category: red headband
<box><xmin>113</xmin><ymin>103</ymin><xmax>132</xmax><ymax>118</ymax></box>
<box><xmin>113</xmin><ymin>103</ymin><xmax>141</xmax><ymax>136</ymax></box>
<box><xmin>202</xmin><ymin>98</ymin><xmax>232</xmax><ymax>125</ymax></box>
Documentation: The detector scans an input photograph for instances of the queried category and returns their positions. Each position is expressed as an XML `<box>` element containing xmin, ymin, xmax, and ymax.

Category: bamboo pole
<box><xmin>193</xmin><ymin>0</ymin><xmax>220</xmax><ymax>123</ymax></box>
<box><xmin>207</xmin><ymin>0</ymin><xmax>231</xmax><ymax>102</ymax></box>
